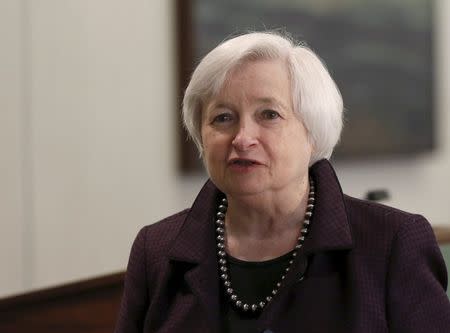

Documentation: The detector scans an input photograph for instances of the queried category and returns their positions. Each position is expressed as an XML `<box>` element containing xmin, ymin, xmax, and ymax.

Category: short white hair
<box><xmin>182</xmin><ymin>31</ymin><xmax>343</xmax><ymax>165</ymax></box>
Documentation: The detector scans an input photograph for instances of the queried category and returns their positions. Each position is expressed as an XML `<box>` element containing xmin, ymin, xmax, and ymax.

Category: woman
<box><xmin>115</xmin><ymin>32</ymin><xmax>450</xmax><ymax>333</ymax></box>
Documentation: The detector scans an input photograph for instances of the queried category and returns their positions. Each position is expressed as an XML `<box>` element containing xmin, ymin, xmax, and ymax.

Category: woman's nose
<box><xmin>231</xmin><ymin>122</ymin><xmax>258</xmax><ymax>151</ymax></box>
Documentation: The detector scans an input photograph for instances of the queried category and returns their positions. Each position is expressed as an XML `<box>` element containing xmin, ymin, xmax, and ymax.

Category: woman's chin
<box><xmin>223</xmin><ymin>180</ymin><xmax>268</xmax><ymax>198</ymax></box>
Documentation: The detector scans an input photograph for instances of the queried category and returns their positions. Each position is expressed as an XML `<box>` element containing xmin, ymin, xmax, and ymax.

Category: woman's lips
<box><xmin>227</xmin><ymin>158</ymin><xmax>263</xmax><ymax>172</ymax></box>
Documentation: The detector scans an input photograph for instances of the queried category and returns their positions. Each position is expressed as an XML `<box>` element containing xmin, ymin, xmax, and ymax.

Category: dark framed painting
<box><xmin>176</xmin><ymin>0</ymin><xmax>434</xmax><ymax>172</ymax></box>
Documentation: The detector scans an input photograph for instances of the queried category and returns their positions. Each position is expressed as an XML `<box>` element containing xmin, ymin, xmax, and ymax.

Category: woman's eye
<box><xmin>212</xmin><ymin>113</ymin><xmax>233</xmax><ymax>123</ymax></box>
<box><xmin>261</xmin><ymin>110</ymin><xmax>280</xmax><ymax>120</ymax></box>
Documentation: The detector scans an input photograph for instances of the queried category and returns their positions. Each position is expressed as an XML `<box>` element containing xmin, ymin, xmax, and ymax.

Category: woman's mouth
<box><xmin>228</xmin><ymin>159</ymin><xmax>262</xmax><ymax>172</ymax></box>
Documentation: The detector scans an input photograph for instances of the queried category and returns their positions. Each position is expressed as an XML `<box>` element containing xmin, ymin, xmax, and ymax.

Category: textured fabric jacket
<box><xmin>115</xmin><ymin>159</ymin><xmax>450</xmax><ymax>333</ymax></box>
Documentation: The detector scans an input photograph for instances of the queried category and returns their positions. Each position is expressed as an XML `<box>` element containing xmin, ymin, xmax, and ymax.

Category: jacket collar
<box><xmin>303</xmin><ymin>159</ymin><xmax>354</xmax><ymax>255</ymax></box>
<box><xmin>167</xmin><ymin>180</ymin><xmax>222</xmax><ymax>332</ymax></box>
<box><xmin>168</xmin><ymin>180</ymin><xmax>220</xmax><ymax>263</ymax></box>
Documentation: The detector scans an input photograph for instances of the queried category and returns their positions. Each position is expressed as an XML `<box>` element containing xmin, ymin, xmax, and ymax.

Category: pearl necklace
<box><xmin>215</xmin><ymin>177</ymin><xmax>315</xmax><ymax>313</ymax></box>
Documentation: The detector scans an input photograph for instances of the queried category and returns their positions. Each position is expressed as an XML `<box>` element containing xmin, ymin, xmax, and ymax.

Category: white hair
<box><xmin>182</xmin><ymin>31</ymin><xmax>343</xmax><ymax>165</ymax></box>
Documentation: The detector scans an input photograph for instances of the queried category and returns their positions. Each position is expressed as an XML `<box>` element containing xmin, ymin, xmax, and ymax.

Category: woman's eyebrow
<box><xmin>207</xmin><ymin>101</ymin><xmax>235</xmax><ymax>112</ymax></box>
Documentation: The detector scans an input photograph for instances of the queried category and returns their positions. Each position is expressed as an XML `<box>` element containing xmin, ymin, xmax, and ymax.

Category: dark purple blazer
<box><xmin>115</xmin><ymin>160</ymin><xmax>450</xmax><ymax>333</ymax></box>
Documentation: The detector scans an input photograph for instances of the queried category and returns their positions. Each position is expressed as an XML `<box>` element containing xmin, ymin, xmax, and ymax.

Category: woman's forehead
<box><xmin>208</xmin><ymin>62</ymin><xmax>292</xmax><ymax>109</ymax></box>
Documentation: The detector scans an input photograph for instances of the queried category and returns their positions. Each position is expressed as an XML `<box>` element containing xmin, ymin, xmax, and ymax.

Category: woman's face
<box><xmin>201</xmin><ymin>58</ymin><xmax>313</xmax><ymax>198</ymax></box>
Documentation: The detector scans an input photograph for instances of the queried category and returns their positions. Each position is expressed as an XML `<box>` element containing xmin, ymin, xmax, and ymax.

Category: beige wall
<box><xmin>0</xmin><ymin>0</ymin><xmax>25</xmax><ymax>297</ymax></box>
<box><xmin>1</xmin><ymin>0</ymin><xmax>449</xmax><ymax>298</ymax></box>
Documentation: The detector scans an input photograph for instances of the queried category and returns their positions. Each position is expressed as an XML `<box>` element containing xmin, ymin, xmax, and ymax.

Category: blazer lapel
<box><xmin>168</xmin><ymin>180</ymin><xmax>222</xmax><ymax>332</ymax></box>
<box><xmin>303</xmin><ymin>159</ymin><xmax>353</xmax><ymax>255</ymax></box>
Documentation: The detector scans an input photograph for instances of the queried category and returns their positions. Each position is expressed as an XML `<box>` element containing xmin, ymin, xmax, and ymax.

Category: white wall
<box><xmin>29</xmin><ymin>0</ymin><xmax>179</xmax><ymax>293</ymax></box>
<box><xmin>0</xmin><ymin>0</ymin><xmax>449</xmax><ymax>298</ymax></box>
<box><xmin>1</xmin><ymin>0</ymin><xmax>179</xmax><ymax>297</ymax></box>
<box><xmin>0</xmin><ymin>0</ymin><xmax>25</xmax><ymax>297</ymax></box>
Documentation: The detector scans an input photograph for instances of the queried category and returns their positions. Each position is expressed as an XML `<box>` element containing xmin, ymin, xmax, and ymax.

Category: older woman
<box><xmin>115</xmin><ymin>32</ymin><xmax>450</xmax><ymax>333</ymax></box>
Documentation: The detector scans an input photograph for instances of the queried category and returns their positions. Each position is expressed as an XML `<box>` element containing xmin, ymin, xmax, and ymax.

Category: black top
<box><xmin>221</xmin><ymin>251</ymin><xmax>293</xmax><ymax>333</ymax></box>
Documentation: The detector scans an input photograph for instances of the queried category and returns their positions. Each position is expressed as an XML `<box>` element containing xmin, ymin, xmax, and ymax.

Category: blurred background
<box><xmin>1</xmin><ymin>0</ymin><xmax>449</xmax><ymax>301</ymax></box>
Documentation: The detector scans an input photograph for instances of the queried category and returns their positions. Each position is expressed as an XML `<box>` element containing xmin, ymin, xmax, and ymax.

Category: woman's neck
<box><xmin>224</xmin><ymin>179</ymin><xmax>310</xmax><ymax>261</ymax></box>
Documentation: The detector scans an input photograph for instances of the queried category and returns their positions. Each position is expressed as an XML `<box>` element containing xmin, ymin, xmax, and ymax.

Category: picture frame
<box><xmin>176</xmin><ymin>0</ymin><xmax>434</xmax><ymax>172</ymax></box>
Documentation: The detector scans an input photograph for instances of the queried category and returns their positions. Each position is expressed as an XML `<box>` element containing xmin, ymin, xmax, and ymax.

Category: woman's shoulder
<box><xmin>342</xmin><ymin>194</ymin><xmax>434</xmax><ymax>250</ymax></box>
<box><xmin>145</xmin><ymin>208</ymin><xmax>191</xmax><ymax>233</ymax></box>
<box><xmin>133</xmin><ymin>208</ymin><xmax>191</xmax><ymax>256</ymax></box>
<box><xmin>343</xmin><ymin>194</ymin><xmax>420</xmax><ymax>220</ymax></box>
